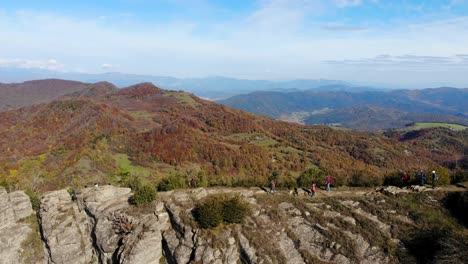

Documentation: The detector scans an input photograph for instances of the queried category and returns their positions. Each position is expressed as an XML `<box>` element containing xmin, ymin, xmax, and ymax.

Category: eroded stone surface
<box><xmin>39</xmin><ymin>189</ymin><xmax>95</xmax><ymax>264</ymax></box>
<box><xmin>8</xmin><ymin>186</ymin><xmax>436</xmax><ymax>264</ymax></box>
<box><xmin>0</xmin><ymin>187</ymin><xmax>40</xmax><ymax>264</ymax></box>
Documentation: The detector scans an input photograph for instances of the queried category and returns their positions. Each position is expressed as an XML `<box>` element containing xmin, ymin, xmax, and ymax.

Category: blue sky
<box><xmin>1</xmin><ymin>0</ymin><xmax>468</xmax><ymax>87</ymax></box>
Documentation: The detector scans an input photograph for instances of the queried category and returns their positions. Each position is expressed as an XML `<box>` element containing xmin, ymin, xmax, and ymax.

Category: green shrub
<box><xmin>25</xmin><ymin>189</ymin><xmax>41</xmax><ymax>211</ymax></box>
<box><xmin>278</xmin><ymin>175</ymin><xmax>297</xmax><ymax>189</ymax></box>
<box><xmin>349</xmin><ymin>170</ymin><xmax>382</xmax><ymax>187</ymax></box>
<box><xmin>269</xmin><ymin>170</ymin><xmax>281</xmax><ymax>181</ymax></box>
<box><xmin>131</xmin><ymin>185</ymin><xmax>157</xmax><ymax>206</ymax></box>
<box><xmin>157</xmin><ymin>174</ymin><xmax>187</xmax><ymax>191</ymax></box>
<box><xmin>117</xmin><ymin>169</ymin><xmax>131</xmax><ymax>185</ymax></box>
<box><xmin>222</xmin><ymin>196</ymin><xmax>249</xmax><ymax>224</ymax></box>
<box><xmin>429</xmin><ymin>166</ymin><xmax>451</xmax><ymax>186</ymax></box>
<box><xmin>0</xmin><ymin>177</ymin><xmax>17</xmax><ymax>192</ymax></box>
<box><xmin>194</xmin><ymin>195</ymin><xmax>249</xmax><ymax>229</ymax></box>
<box><xmin>126</xmin><ymin>176</ymin><xmax>157</xmax><ymax>206</ymax></box>
<box><xmin>383</xmin><ymin>171</ymin><xmax>404</xmax><ymax>187</ymax></box>
<box><xmin>193</xmin><ymin>196</ymin><xmax>223</xmax><ymax>229</ymax></box>
<box><xmin>296</xmin><ymin>167</ymin><xmax>326</xmax><ymax>188</ymax></box>
<box><xmin>126</xmin><ymin>176</ymin><xmax>143</xmax><ymax>191</ymax></box>
<box><xmin>452</xmin><ymin>169</ymin><xmax>468</xmax><ymax>184</ymax></box>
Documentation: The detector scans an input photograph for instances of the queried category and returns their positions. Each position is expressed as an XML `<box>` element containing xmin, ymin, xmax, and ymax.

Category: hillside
<box><xmin>0</xmin><ymin>82</ymin><xmax>447</xmax><ymax>192</ymax></box>
<box><xmin>0</xmin><ymin>79</ymin><xmax>89</xmax><ymax>111</ymax></box>
<box><xmin>218</xmin><ymin>88</ymin><xmax>468</xmax><ymax>130</ymax></box>
<box><xmin>304</xmin><ymin>105</ymin><xmax>468</xmax><ymax>131</ymax></box>
<box><xmin>384</xmin><ymin>127</ymin><xmax>468</xmax><ymax>170</ymax></box>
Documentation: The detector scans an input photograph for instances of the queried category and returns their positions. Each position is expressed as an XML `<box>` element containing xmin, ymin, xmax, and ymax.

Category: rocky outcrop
<box><xmin>38</xmin><ymin>185</ymin><xmax>166</xmax><ymax>264</ymax></box>
<box><xmin>0</xmin><ymin>187</ymin><xmax>40</xmax><ymax>264</ymax></box>
<box><xmin>35</xmin><ymin>186</ymin><xmax>400</xmax><ymax>263</ymax></box>
<box><xmin>39</xmin><ymin>189</ymin><xmax>95</xmax><ymax>264</ymax></box>
<box><xmin>7</xmin><ymin>185</ymin><xmax>464</xmax><ymax>263</ymax></box>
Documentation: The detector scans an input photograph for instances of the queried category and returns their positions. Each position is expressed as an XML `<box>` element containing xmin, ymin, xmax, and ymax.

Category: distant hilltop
<box><xmin>1</xmin><ymin>67</ymin><xmax>381</xmax><ymax>99</ymax></box>
<box><xmin>218</xmin><ymin>87</ymin><xmax>468</xmax><ymax>131</ymax></box>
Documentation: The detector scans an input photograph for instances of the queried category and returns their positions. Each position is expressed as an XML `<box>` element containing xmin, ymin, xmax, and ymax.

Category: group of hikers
<box><xmin>402</xmin><ymin>169</ymin><xmax>439</xmax><ymax>188</ymax></box>
<box><xmin>269</xmin><ymin>174</ymin><xmax>333</xmax><ymax>196</ymax></box>
<box><xmin>269</xmin><ymin>169</ymin><xmax>439</xmax><ymax>195</ymax></box>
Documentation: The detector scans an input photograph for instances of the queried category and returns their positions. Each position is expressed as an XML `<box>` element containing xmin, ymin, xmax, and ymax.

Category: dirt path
<box><xmin>260</xmin><ymin>184</ymin><xmax>466</xmax><ymax>199</ymax></box>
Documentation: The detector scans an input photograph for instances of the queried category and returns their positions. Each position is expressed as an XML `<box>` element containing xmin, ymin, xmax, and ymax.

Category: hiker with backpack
<box><xmin>402</xmin><ymin>171</ymin><xmax>409</xmax><ymax>187</ymax></box>
<box><xmin>431</xmin><ymin>170</ymin><xmax>438</xmax><ymax>189</ymax></box>
<box><xmin>269</xmin><ymin>179</ymin><xmax>276</xmax><ymax>194</ymax></box>
<box><xmin>419</xmin><ymin>170</ymin><xmax>425</xmax><ymax>186</ymax></box>
<box><xmin>325</xmin><ymin>175</ymin><xmax>332</xmax><ymax>192</ymax></box>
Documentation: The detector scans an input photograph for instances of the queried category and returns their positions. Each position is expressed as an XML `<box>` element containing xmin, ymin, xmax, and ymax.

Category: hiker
<box><xmin>71</xmin><ymin>189</ymin><xmax>77</xmax><ymax>201</ymax></box>
<box><xmin>293</xmin><ymin>187</ymin><xmax>299</xmax><ymax>196</ymax></box>
<box><xmin>432</xmin><ymin>170</ymin><xmax>438</xmax><ymax>188</ymax></box>
<box><xmin>402</xmin><ymin>171</ymin><xmax>409</xmax><ymax>187</ymax></box>
<box><xmin>419</xmin><ymin>170</ymin><xmax>425</xmax><ymax>186</ymax></box>
<box><xmin>325</xmin><ymin>175</ymin><xmax>332</xmax><ymax>192</ymax></box>
<box><xmin>310</xmin><ymin>182</ymin><xmax>317</xmax><ymax>196</ymax></box>
<box><xmin>270</xmin><ymin>179</ymin><xmax>276</xmax><ymax>194</ymax></box>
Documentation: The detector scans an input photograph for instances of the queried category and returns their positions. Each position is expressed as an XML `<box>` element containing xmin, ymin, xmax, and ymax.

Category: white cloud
<box><xmin>0</xmin><ymin>58</ymin><xmax>63</xmax><ymax>70</ymax></box>
<box><xmin>101</xmin><ymin>63</ymin><xmax>117</xmax><ymax>69</ymax></box>
<box><xmin>0</xmin><ymin>4</ymin><xmax>468</xmax><ymax>86</ymax></box>
<box><xmin>324</xmin><ymin>54</ymin><xmax>468</xmax><ymax>67</ymax></box>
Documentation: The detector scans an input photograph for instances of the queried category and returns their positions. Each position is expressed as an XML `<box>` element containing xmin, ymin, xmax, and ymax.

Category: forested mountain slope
<box><xmin>0</xmin><ymin>82</ymin><xmax>448</xmax><ymax>192</ymax></box>
<box><xmin>219</xmin><ymin>88</ymin><xmax>468</xmax><ymax>130</ymax></box>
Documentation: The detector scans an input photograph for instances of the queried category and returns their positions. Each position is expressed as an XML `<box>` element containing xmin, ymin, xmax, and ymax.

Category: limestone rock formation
<box><xmin>38</xmin><ymin>185</ymin><xmax>167</xmax><ymax>264</ymax></box>
<box><xmin>39</xmin><ymin>189</ymin><xmax>95</xmax><ymax>264</ymax></box>
<box><xmin>0</xmin><ymin>187</ymin><xmax>40</xmax><ymax>264</ymax></box>
<box><xmin>5</xmin><ymin>185</ymin><xmax>466</xmax><ymax>263</ymax></box>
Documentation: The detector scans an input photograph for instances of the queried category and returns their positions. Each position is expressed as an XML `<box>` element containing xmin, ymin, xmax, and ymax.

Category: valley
<box><xmin>219</xmin><ymin>88</ymin><xmax>468</xmax><ymax>131</ymax></box>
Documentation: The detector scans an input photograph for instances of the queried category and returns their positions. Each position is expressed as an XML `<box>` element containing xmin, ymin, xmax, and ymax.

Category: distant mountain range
<box><xmin>0</xmin><ymin>67</ymin><xmax>382</xmax><ymax>99</ymax></box>
<box><xmin>218</xmin><ymin>88</ymin><xmax>468</xmax><ymax>130</ymax></box>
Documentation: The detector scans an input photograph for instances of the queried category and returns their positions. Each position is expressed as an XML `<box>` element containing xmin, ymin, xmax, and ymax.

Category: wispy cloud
<box><xmin>0</xmin><ymin>1</ymin><xmax>468</xmax><ymax>86</ymax></box>
<box><xmin>101</xmin><ymin>63</ymin><xmax>118</xmax><ymax>70</ymax></box>
<box><xmin>324</xmin><ymin>54</ymin><xmax>468</xmax><ymax>66</ymax></box>
<box><xmin>0</xmin><ymin>58</ymin><xmax>63</xmax><ymax>71</ymax></box>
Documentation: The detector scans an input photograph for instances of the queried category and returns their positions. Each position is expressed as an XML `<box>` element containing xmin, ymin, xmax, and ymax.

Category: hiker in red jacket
<box><xmin>310</xmin><ymin>182</ymin><xmax>317</xmax><ymax>196</ymax></box>
<box><xmin>402</xmin><ymin>171</ymin><xmax>409</xmax><ymax>187</ymax></box>
<box><xmin>325</xmin><ymin>175</ymin><xmax>332</xmax><ymax>192</ymax></box>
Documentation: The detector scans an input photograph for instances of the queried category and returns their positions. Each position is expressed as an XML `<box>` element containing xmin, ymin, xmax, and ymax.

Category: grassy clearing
<box><xmin>166</xmin><ymin>92</ymin><xmax>200</xmax><ymax>107</ymax></box>
<box><xmin>328</xmin><ymin>126</ymin><xmax>352</xmax><ymax>131</ymax></box>
<box><xmin>225</xmin><ymin>133</ymin><xmax>278</xmax><ymax>147</ymax></box>
<box><xmin>405</xmin><ymin>122</ymin><xmax>467</xmax><ymax>131</ymax></box>
<box><xmin>250</xmin><ymin>138</ymin><xmax>277</xmax><ymax>147</ymax></box>
<box><xmin>129</xmin><ymin>110</ymin><xmax>153</xmax><ymax>119</ymax></box>
<box><xmin>114</xmin><ymin>154</ymin><xmax>152</xmax><ymax>176</ymax></box>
